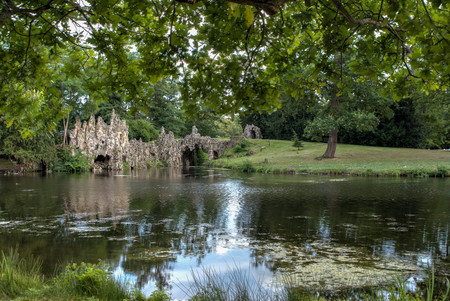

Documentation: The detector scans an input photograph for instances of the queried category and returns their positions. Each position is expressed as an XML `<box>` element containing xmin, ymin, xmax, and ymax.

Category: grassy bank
<box><xmin>210</xmin><ymin>139</ymin><xmax>450</xmax><ymax>177</ymax></box>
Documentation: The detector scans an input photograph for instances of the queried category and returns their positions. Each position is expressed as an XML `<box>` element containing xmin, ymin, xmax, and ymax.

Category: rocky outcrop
<box><xmin>242</xmin><ymin>124</ymin><xmax>262</xmax><ymax>139</ymax></box>
<box><xmin>69</xmin><ymin>112</ymin><xmax>237</xmax><ymax>170</ymax></box>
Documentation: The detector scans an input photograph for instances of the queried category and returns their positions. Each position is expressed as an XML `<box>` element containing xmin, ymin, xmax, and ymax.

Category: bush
<box><xmin>54</xmin><ymin>262</ymin><xmax>130</xmax><ymax>300</ymax></box>
<box><xmin>233</xmin><ymin>140</ymin><xmax>250</xmax><ymax>154</ymax></box>
<box><xmin>52</xmin><ymin>148</ymin><xmax>91</xmax><ymax>172</ymax></box>
<box><xmin>239</xmin><ymin>160</ymin><xmax>256</xmax><ymax>173</ymax></box>
<box><xmin>292</xmin><ymin>130</ymin><xmax>304</xmax><ymax>150</ymax></box>
<box><xmin>0</xmin><ymin>124</ymin><xmax>59</xmax><ymax>169</ymax></box>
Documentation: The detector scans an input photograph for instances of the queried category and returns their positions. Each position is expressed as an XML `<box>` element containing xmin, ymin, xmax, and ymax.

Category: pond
<box><xmin>0</xmin><ymin>168</ymin><xmax>448</xmax><ymax>298</ymax></box>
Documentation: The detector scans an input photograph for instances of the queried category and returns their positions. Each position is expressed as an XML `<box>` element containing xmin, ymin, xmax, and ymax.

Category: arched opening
<box><xmin>181</xmin><ymin>145</ymin><xmax>208</xmax><ymax>166</ymax></box>
<box><xmin>181</xmin><ymin>147</ymin><xmax>195</xmax><ymax>167</ymax></box>
<box><xmin>250</xmin><ymin>130</ymin><xmax>257</xmax><ymax>139</ymax></box>
<box><xmin>213</xmin><ymin>151</ymin><xmax>219</xmax><ymax>159</ymax></box>
<box><xmin>94</xmin><ymin>154</ymin><xmax>111</xmax><ymax>169</ymax></box>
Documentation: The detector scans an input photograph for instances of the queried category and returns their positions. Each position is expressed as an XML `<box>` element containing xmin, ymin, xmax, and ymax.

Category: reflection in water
<box><xmin>0</xmin><ymin>169</ymin><xmax>449</xmax><ymax>299</ymax></box>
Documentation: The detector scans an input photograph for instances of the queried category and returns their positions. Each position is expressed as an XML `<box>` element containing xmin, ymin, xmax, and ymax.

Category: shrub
<box><xmin>434</xmin><ymin>166</ymin><xmax>449</xmax><ymax>177</ymax></box>
<box><xmin>292</xmin><ymin>130</ymin><xmax>304</xmax><ymax>150</ymax></box>
<box><xmin>239</xmin><ymin>160</ymin><xmax>256</xmax><ymax>173</ymax></box>
<box><xmin>52</xmin><ymin>148</ymin><xmax>91</xmax><ymax>172</ymax></box>
<box><xmin>233</xmin><ymin>140</ymin><xmax>250</xmax><ymax>154</ymax></box>
<box><xmin>54</xmin><ymin>262</ymin><xmax>130</xmax><ymax>300</ymax></box>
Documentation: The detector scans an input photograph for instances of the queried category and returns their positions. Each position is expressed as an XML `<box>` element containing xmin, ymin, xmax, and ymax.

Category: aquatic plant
<box><xmin>53</xmin><ymin>261</ymin><xmax>131</xmax><ymax>300</ymax></box>
<box><xmin>0</xmin><ymin>248</ymin><xmax>44</xmax><ymax>298</ymax></box>
<box><xmin>181</xmin><ymin>266</ymin><xmax>274</xmax><ymax>301</ymax></box>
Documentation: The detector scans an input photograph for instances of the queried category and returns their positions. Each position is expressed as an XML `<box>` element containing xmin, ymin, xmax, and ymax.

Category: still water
<box><xmin>0</xmin><ymin>168</ymin><xmax>448</xmax><ymax>298</ymax></box>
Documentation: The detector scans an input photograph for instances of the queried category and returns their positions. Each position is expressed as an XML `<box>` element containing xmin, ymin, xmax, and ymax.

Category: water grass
<box><xmin>180</xmin><ymin>266</ymin><xmax>449</xmax><ymax>301</ymax></box>
<box><xmin>0</xmin><ymin>248</ymin><xmax>44</xmax><ymax>298</ymax></box>
<box><xmin>0</xmin><ymin>248</ymin><xmax>146</xmax><ymax>301</ymax></box>
<box><xmin>211</xmin><ymin>139</ymin><xmax>450</xmax><ymax>177</ymax></box>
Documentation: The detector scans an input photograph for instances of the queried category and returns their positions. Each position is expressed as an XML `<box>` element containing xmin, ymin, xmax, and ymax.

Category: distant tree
<box><xmin>339</xmin><ymin>90</ymin><xmax>449</xmax><ymax>149</ymax></box>
<box><xmin>292</xmin><ymin>130</ymin><xmax>303</xmax><ymax>150</ymax></box>
<box><xmin>147</xmin><ymin>79</ymin><xmax>187</xmax><ymax>137</ymax></box>
<box><xmin>241</xmin><ymin>91</ymin><xmax>316</xmax><ymax>140</ymax></box>
<box><xmin>127</xmin><ymin>119</ymin><xmax>159</xmax><ymax>142</ymax></box>
<box><xmin>95</xmin><ymin>94</ymin><xmax>129</xmax><ymax>124</ymax></box>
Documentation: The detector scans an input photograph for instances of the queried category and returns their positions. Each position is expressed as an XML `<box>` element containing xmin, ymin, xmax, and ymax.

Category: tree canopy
<box><xmin>1</xmin><ymin>0</ymin><xmax>448</xmax><ymax>137</ymax></box>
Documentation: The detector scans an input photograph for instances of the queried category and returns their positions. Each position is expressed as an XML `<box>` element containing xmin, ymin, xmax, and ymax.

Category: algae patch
<box><xmin>253</xmin><ymin>241</ymin><xmax>418</xmax><ymax>290</ymax></box>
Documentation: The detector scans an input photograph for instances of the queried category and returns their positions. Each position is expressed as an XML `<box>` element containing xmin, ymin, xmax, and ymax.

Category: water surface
<box><xmin>0</xmin><ymin>168</ymin><xmax>448</xmax><ymax>298</ymax></box>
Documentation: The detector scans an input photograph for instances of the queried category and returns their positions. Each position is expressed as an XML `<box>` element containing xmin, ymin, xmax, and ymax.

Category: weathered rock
<box><xmin>242</xmin><ymin>124</ymin><xmax>262</xmax><ymax>139</ymax></box>
<box><xmin>69</xmin><ymin>113</ymin><xmax>236</xmax><ymax>170</ymax></box>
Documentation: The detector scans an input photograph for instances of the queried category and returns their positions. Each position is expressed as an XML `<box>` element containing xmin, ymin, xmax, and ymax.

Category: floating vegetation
<box><xmin>252</xmin><ymin>241</ymin><xmax>419</xmax><ymax>291</ymax></box>
<box><xmin>127</xmin><ymin>247</ymin><xmax>177</xmax><ymax>263</ymax></box>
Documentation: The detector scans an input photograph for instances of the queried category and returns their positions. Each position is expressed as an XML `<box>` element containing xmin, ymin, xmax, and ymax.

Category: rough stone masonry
<box><xmin>69</xmin><ymin>110</ymin><xmax>239</xmax><ymax>170</ymax></box>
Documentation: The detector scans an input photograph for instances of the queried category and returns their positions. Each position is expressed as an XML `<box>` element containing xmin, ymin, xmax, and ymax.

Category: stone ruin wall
<box><xmin>242</xmin><ymin>124</ymin><xmax>263</xmax><ymax>139</ymax></box>
<box><xmin>69</xmin><ymin>110</ymin><xmax>238</xmax><ymax>170</ymax></box>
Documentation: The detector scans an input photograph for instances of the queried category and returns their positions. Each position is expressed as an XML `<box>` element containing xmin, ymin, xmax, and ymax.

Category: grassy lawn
<box><xmin>211</xmin><ymin>139</ymin><xmax>450</xmax><ymax>176</ymax></box>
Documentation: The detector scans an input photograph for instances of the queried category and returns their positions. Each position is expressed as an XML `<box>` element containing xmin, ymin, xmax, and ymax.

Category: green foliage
<box><xmin>241</xmin><ymin>90</ymin><xmax>316</xmax><ymax>140</ymax></box>
<box><xmin>292</xmin><ymin>130</ymin><xmax>303</xmax><ymax>150</ymax></box>
<box><xmin>195</xmin><ymin>148</ymin><xmax>210</xmax><ymax>166</ymax></box>
<box><xmin>1</xmin><ymin>0</ymin><xmax>449</xmax><ymax>137</ymax></box>
<box><xmin>0</xmin><ymin>123</ymin><xmax>58</xmax><ymax>168</ymax></box>
<box><xmin>147</xmin><ymin>78</ymin><xmax>187</xmax><ymax>137</ymax></box>
<box><xmin>216</xmin><ymin>117</ymin><xmax>243</xmax><ymax>137</ymax></box>
<box><xmin>53</xmin><ymin>148</ymin><xmax>92</xmax><ymax>173</ymax></box>
<box><xmin>239</xmin><ymin>160</ymin><xmax>256</xmax><ymax>173</ymax></box>
<box><xmin>96</xmin><ymin>94</ymin><xmax>130</xmax><ymax>124</ymax></box>
<box><xmin>339</xmin><ymin>93</ymin><xmax>450</xmax><ymax>149</ymax></box>
<box><xmin>54</xmin><ymin>262</ymin><xmax>129</xmax><ymax>300</ymax></box>
<box><xmin>127</xmin><ymin>119</ymin><xmax>159</xmax><ymax>142</ymax></box>
<box><xmin>233</xmin><ymin>140</ymin><xmax>250</xmax><ymax>154</ymax></box>
<box><xmin>149</xmin><ymin>289</ymin><xmax>171</xmax><ymax>301</ymax></box>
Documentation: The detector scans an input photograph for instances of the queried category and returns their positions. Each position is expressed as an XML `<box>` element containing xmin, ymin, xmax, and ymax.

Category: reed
<box><xmin>0</xmin><ymin>248</ymin><xmax>44</xmax><ymax>299</ymax></box>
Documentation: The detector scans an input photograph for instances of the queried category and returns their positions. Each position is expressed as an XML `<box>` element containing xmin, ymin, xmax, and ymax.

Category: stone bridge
<box><xmin>69</xmin><ymin>111</ymin><xmax>238</xmax><ymax>170</ymax></box>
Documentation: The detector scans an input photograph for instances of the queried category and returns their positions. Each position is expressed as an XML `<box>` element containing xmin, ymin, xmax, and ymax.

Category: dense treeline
<box><xmin>241</xmin><ymin>89</ymin><xmax>449</xmax><ymax>149</ymax></box>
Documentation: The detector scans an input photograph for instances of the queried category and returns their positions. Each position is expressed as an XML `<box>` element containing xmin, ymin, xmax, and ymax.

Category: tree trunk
<box><xmin>323</xmin><ymin>129</ymin><xmax>338</xmax><ymax>158</ymax></box>
<box><xmin>322</xmin><ymin>95</ymin><xmax>340</xmax><ymax>158</ymax></box>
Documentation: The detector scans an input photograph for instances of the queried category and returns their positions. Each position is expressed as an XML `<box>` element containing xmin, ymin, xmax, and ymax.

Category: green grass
<box><xmin>0</xmin><ymin>249</ymin><xmax>149</xmax><ymax>301</ymax></box>
<box><xmin>210</xmin><ymin>139</ymin><xmax>450</xmax><ymax>177</ymax></box>
<box><xmin>181</xmin><ymin>266</ymin><xmax>449</xmax><ymax>301</ymax></box>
